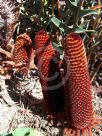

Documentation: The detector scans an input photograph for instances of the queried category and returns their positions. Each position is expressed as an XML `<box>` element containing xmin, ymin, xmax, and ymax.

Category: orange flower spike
<box><xmin>64</xmin><ymin>33</ymin><xmax>101</xmax><ymax>135</ymax></box>
<box><xmin>34</xmin><ymin>30</ymin><xmax>65</xmax><ymax>119</ymax></box>
<box><xmin>13</xmin><ymin>33</ymin><xmax>34</xmax><ymax>75</ymax></box>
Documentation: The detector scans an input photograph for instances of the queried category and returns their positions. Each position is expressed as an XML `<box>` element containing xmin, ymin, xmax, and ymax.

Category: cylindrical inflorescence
<box><xmin>34</xmin><ymin>30</ymin><xmax>65</xmax><ymax>116</ymax></box>
<box><xmin>13</xmin><ymin>33</ymin><xmax>33</xmax><ymax>75</ymax></box>
<box><xmin>64</xmin><ymin>33</ymin><xmax>93</xmax><ymax>129</ymax></box>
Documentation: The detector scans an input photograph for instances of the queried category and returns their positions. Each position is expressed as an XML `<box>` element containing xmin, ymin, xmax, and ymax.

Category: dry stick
<box><xmin>2</xmin><ymin>61</ymin><xmax>15</xmax><ymax>66</ymax></box>
<box><xmin>57</xmin><ymin>0</ymin><xmax>66</xmax><ymax>19</ymax></box>
<box><xmin>52</xmin><ymin>0</ymin><xmax>54</xmax><ymax>16</ymax></box>
<box><xmin>87</xmin><ymin>0</ymin><xmax>101</xmax><ymax>42</ymax></box>
<box><xmin>90</xmin><ymin>0</ymin><xmax>101</xmax><ymax>11</ymax></box>
<box><xmin>93</xmin><ymin>0</ymin><xmax>101</xmax><ymax>28</ymax></box>
<box><xmin>0</xmin><ymin>62</ymin><xmax>27</xmax><ymax>74</ymax></box>
<box><xmin>74</xmin><ymin>0</ymin><xmax>84</xmax><ymax>27</ymax></box>
<box><xmin>0</xmin><ymin>48</ymin><xmax>12</xmax><ymax>58</ymax></box>
<box><xmin>29</xmin><ymin>50</ymin><xmax>37</xmax><ymax>70</ymax></box>
<box><xmin>87</xmin><ymin>27</ymin><xmax>102</xmax><ymax>63</ymax></box>
<box><xmin>97</xmin><ymin>18</ymin><xmax>102</xmax><ymax>37</ymax></box>
<box><xmin>87</xmin><ymin>1</ymin><xmax>101</xmax><ymax>62</ymax></box>
<box><xmin>90</xmin><ymin>61</ymin><xmax>102</xmax><ymax>83</ymax></box>
<box><xmin>8</xmin><ymin>108</ymin><xmax>17</xmax><ymax>132</ymax></box>
<box><xmin>91</xmin><ymin>5</ymin><xmax>102</xmax><ymax>10</ymax></box>
<box><xmin>57</xmin><ymin>0</ymin><xmax>61</xmax><ymax>19</ymax></box>
<box><xmin>21</xmin><ymin>0</ymin><xmax>23</xmax><ymax>7</ymax></box>
<box><xmin>97</xmin><ymin>0</ymin><xmax>101</xmax><ymax>14</ymax></box>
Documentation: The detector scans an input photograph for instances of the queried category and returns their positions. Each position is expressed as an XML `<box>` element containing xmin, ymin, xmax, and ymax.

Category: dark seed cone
<box><xmin>34</xmin><ymin>30</ymin><xmax>65</xmax><ymax>117</ymax></box>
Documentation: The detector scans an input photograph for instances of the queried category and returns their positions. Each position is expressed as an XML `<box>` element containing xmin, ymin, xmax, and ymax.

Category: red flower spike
<box><xmin>13</xmin><ymin>33</ymin><xmax>34</xmax><ymax>75</ymax></box>
<box><xmin>64</xmin><ymin>33</ymin><xmax>101</xmax><ymax>136</ymax></box>
<box><xmin>34</xmin><ymin>30</ymin><xmax>65</xmax><ymax>118</ymax></box>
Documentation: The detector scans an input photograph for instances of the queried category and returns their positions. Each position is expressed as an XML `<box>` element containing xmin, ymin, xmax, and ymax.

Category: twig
<box><xmin>52</xmin><ymin>0</ymin><xmax>54</xmax><ymax>16</ymax></box>
<box><xmin>90</xmin><ymin>61</ymin><xmax>102</xmax><ymax>83</ymax></box>
<box><xmin>0</xmin><ymin>48</ymin><xmax>12</xmax><ymax>58</ymax></box>
<box><xmin>97</xmin><ymin>0</ymin><xmax>101</xmax><ymax>14</ymax></box>
<box><xmin>57</xmin><ymin>0</ymin><xmax>66</xmax><ymax>19</ymax></box>
<box><xmin>74</xmin><ymin>0</ymin><xmax>84</xmax><ymax>27</ymax></box>
<box><xmin>8</xmin><ymin>108</ymin><xmax>17</xmax><ymax>132</ymax></box>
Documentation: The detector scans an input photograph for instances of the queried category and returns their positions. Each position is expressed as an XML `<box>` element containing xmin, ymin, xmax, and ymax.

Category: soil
<box><xmin>0</xmin><ymin>69</ymin><xmax>102</xmax><ymax>136</ymax></box>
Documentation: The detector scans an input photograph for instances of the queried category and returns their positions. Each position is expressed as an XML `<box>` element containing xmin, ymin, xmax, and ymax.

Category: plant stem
<box><xmin>98</xmin><ymin>0</ymin><xmax>101</xmax><ymax>14</ymax></box>
<box><xmin>0</xmin><ymin>48</ymin><xmax>12</xmax><ymax>58</ymax></box>
<box><xmin>52</xmin><ymin>0</ymin><xmax>54</xmax><ymax>16</ymax></box>
<box><xmin>74</xmin><ymin>0</ymin><xmax>84</xmax><ymax>27</ymax></box>
<box><xmin>91</xmin><ymin>61</ymin><xmax>102</xmax><ymax>83</ymax></box>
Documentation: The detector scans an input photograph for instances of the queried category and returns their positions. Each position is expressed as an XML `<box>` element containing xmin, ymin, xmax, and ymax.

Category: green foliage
<box><xmin>14</xmin><ymin>0</ymin><xmax>102</xmax><ymax>82</ymax></box>
<box><xmin>50</xmin><ymin>16</ymin><xmax>95</xmax><ymax>34</ymax></box>
<box><xmin>50</xmin><ymin>16</ymin><xmax>72</xmax><ymax>33</ymax></box>
<box><xmin>1</xmin><ymin>127</ymin><xmax>44</xmax><ymax>136</ymax></box>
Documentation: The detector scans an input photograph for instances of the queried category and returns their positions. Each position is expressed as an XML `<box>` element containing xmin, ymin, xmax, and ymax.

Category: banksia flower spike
<box><xmin>34</xmin><ymin>30</ymin><xmax>65</xmax><ymax>120</ymax></box>
<box><xmin>13</xmin><ymin>33</ymin><xmax>34</xmax><ymax>75</ymax></box>
<box><xmin>63</xmin><ymin>33</ymin><xmax>101</xmax><ymax>136</ymax></box>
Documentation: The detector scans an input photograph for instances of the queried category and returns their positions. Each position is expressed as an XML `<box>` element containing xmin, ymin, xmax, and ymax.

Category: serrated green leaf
<box><xmin>69</xmin><ymin>0</ymin><xmax>78</xmax><ymax>6</ymax></box>
<box><xmin>29</xmin><ymin>130</ymin><xmax>44</xmax><ymax>136</ymax></box>
<box><xmin>44</xmin><ymin>0</ymin><xmax>48</xmax><ymax>6</ymax></box>
<box><xmin>79</xmin><ymin>9</ymin><xmax>98</xmax><ymax>17</ymax></box>
<box><xmin>12</xmin><ymin>127</ymin><xmax>33</xmax><ymax>136</ymax></box>
<box><xmin>0</xmin><ymin>132</ymin><xmax>12</xmax><ymax>136</ymax></box>
<box><xmin>50</xmin><ymin>16</ymin><xmax>72</xmax><ymax>33</ymax></box>
<box><xmin>65</xmin><ymin>0</ymin><xmax>98</xmax><ymax>18</ymax></box>
<box><xmin>52</xmin><ymin>42</ymin><xmax>64</xmax><ymax>60</ymax></box>
<box><xmin>66</xmin><ymin>0</ymin><xmax>77</xmax><ymax>14</ymax></box>
<box><xmin>78</xmin><ymin>21</ymin><xmax>88</xmax><ymax>29</ymax></box>
<box><xmin>74</xmin><ymin>27</ymin><xmax>95</xmax><ymax>33</ymax></box>
<box><xmin>0</xmin><ymin>128</ymin><xmax>44</xmax><ymax>136</ymax></box>
<box><xmin>50</xmin><ymin>16</ymin><xmax>94</xmax><ymax>34</ymax></box>
<box><xmin>52</xmin><ymin>42</ymin><xmax>63</xmax><ymax>54</ymax></box>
